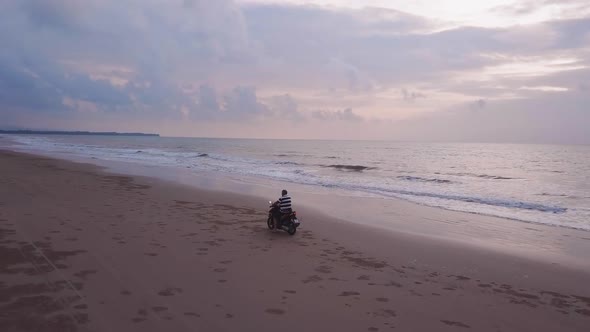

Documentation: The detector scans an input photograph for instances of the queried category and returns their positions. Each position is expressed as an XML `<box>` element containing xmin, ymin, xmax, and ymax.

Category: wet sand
<box><xmin>1</xmin><ymin>149</ymin><xmax>589</xmax><ymax>331</ymax></box>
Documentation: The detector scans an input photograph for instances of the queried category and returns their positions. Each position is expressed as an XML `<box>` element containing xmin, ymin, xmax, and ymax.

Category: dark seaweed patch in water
<box><xmin>324</xmin><ymin>165</ymin><xmax>376</xmax><ymax>171</ymax></box>
<box><xmin>276</xmin><ymin>161</ymin><xmax>301</xmax><ymax>165</ymax></box>
<box><xmin>197</xmin><ymin>153</ymin><xmax>208</xmax><ymax>157</ymax></box>
<box><xmin>397</xmin><ymin>176</ymin><xmax>453</xmax><ymax>184</ymax></box>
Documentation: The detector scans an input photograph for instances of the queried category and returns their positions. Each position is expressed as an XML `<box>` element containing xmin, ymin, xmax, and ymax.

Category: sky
<box><xmin>0</xmin><ymin>0</ymin><xmax>589</xmax><ymax>143</ymax></box>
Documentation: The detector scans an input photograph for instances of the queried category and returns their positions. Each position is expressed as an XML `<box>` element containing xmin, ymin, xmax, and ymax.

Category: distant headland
<box><xmin>0</xmin><ymin>130</ymin><xmax>160</xmax><ymax>137</ymax></box>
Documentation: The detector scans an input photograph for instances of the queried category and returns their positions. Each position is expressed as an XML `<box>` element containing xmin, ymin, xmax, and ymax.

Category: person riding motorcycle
<box><xmin>273</xmin><ymin>189</ymin><xmax>292</xmax><ymax>228</ymax></box>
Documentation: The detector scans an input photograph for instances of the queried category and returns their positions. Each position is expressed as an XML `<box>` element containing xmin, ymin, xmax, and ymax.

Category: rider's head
<box><xmin>281</xmin><ymin>189</ymin><xmax>288</xmax><ymax>196</ymax></box>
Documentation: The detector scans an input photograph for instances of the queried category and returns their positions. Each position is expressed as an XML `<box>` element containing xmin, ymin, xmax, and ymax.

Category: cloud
<box><xmin>267</xmin><ymin>94</ymin><xmax>305</xmax><ymax>121</ymax></box>
<box><xmin>196</xmin><ymin>85</ymin><xmax>221</xmax><ymax>114</ymax></box>
<box><xmin>0</xmin><ymin>57</ymin><xmax>62</xmax><ymax>110</ymax></box>
<box><xmin>221</xmin><ymin>86</ymin><xmax>269</xmax><ymax>119</ymax></box>
<box><xmin>473</xmin><ymin>99</ymin><xmax>487</xmax><ymax>110</ymax></box>
<box><xmin>0</xmin><ymin>0</ymin><xmax>588</xmax><ymax>142</ymax></box>
<box><xmin>401</xmin><ymin>88</ymin><xmax>426</xmax><ymax>102</ymax></box>
<box><xmin>492</xmin><ymin>0</ymin><xmax>590</xmax><ymax>18</ymax></box>
<box><xmin>312</xmin><ymin>108</ymin><xmax>363</xmax><ymax>122</ymax></box>
<box><xmin>390</xmin><ymin>90</ymin><xmax>589</xmax><ymax>144</ymax></box>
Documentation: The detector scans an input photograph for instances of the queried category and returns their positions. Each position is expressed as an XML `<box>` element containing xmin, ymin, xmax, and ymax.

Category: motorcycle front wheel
<box><xmin>287</xmin><ymin>225</ymin><xmax>296</xmax><ymax>235</ymax></box>
<box><xmin>267</xmin><ymin>216</ymin><xmax>275</xmax><ymax>230</ymax></box>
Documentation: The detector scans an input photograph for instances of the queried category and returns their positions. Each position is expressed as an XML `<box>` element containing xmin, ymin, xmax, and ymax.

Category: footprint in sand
<box><xmin>284</xmin><ymin>290</ymin><xmax>297</xmax><ymax>294</ymax></box>
<box><xmin>339</xmin><ymin>291</ymin><xmax>360</xmax><ymax>297</ymax></box>
<box><xmin>370</xmin><ymin>309</ymin><xmax>397</xmax><ymax>318</ymax></box>
<box><xmin>315</xmin><ymin>265</ymin><xmax>332</xmax><ymax>273</ymax></box>
<box><xmin>302</xmin><ymin>275</ymin><xmax>323</xmax><ymax>284</ymax></box>
<box><xmin>441</xmin><ymin>320</ymin><xmax>470</xmax><ymax>328</ymax></box>
<box><xmin>265</xmin><ymin>308</ymin><xmax>285</xmax><ymax>315</ymax></box>
<box><xmin>73</xmin><ymin>269</ymin><xmax>97</xmax><ymax>280</ymax></box>
<box><xmin>158</xmin><ymin>287</ymin><xmax>182</xmax><ymax>296</ymax></box>
<box><xmin>144</xmin><ymin>253</ymin><xmax>158</xmax><ymax>257</ymax></box>
<box><xmin>376</xmin><ymin>297</ymin><xmax>389</xmax><ymax>302</ymax></box>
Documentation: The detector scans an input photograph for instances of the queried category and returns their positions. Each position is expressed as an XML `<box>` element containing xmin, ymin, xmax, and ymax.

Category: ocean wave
<box><xmin>538</xmin><ymin>192</ymin><xmax>568</xmax><ymax>197</ymax></box>
<box><xmin>223</xmin><ymin>162</ymin><xmax>566</xmax><ymax>215</ymax></box>
<box><xmin>276</xmin><ymin>161</ymin><xmax>301</xmax><ymax>165</ymax></box>
<box><xmin>10</xmin><ymin>135</ymin><xmax>583</xmax><ymax>230</ymax></box>
<box><xmin>323</xmin><ymin>164</ymin><xmax>377</xmax><ymax>171</ymax></box>
<box><xmin>447</xmin><ymin>172</ymin><xmax>516</xmax><ymax>180</ymax></box>
<box><xmin>537</xmin><ymin>193</ymin><xmax>584</xmax><ymax>200</ymax></box>
<box><xmin>368</xmin><ymin>187</ymin><xmax>567</xmax><ymax>214</ymax></box>
<box><xmin>397</xmin><ymin>175</ymin><xmax>453</xmax><ymax>184</ymax></box>
<box><xmin>274</xmin><ymin>153</ymin><xmax>313</xmax><ymax>157</ymax></box>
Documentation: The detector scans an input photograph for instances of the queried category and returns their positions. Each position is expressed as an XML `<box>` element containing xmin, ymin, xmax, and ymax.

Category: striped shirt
<box><xmin>278</xmin><ymin>194</ymin><xmax>292</xmax><ymax>212</ymax></box>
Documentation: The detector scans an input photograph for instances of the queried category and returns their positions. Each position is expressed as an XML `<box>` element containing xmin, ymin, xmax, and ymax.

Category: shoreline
<box><xmin>2</xmin><ymin>134</ymin><xmax>587</xmax><ymax>233</ymax></box>
<box><xmin>3</xmin><ymin>141</ymin><xmax>589</xmax><ymax>271</ymax></box>
<box><xmin>1</xmin><ymin>149</ymin><xmax>590</xmax><ymax>331</ymax></box>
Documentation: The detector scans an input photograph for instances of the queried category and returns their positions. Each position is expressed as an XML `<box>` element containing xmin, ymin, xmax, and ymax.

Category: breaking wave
<box><xmin>397</xmin><ymin>175</ymin><xmax>453</xmax><ymax>184</ymax></box>
<box><xmin>446</xmin><ymin>172</ymin><xmax>516</xmax><ymax>180</ymax></box>
<box><xmin>323</xmin><ymin>164</ymin><xmax>377</xmax><ymax>171</ymax></box>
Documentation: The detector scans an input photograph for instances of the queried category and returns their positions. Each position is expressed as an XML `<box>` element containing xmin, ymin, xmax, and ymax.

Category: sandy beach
<box><xmin>1</xmin><ymin>149</ymin><xmax>589</xmax><ymax>332</ymax></box>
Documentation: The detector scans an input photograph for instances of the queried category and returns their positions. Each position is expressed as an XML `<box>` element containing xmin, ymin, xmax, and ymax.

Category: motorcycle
<box><xmin>267</xmin><ymin>201</ymin><xmax>300</xmax><ymax>235</ymax></box>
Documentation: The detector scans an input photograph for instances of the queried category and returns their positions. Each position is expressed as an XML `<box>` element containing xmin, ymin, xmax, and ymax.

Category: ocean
<box><xmin>4</xmin><ymin>135</ymin><xmax>590</xmax><ymax>231</ymax></box>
